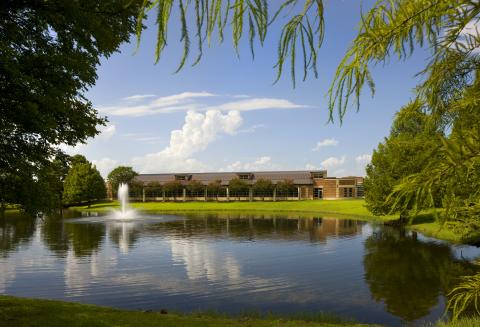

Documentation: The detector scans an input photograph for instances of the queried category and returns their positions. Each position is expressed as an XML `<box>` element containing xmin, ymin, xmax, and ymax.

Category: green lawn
<box><xmin>72</xmin><ymin>199</ymin><xmax>385</xmax><ymax>219</ymax></box>
<box><xmin>70</xmin><ymin>199</ymin><xmax>475</xmax><ymax>244</ymax></box>
<box><xmin>0</xmin><ymin>295</ymin><xmax>376</xmax><ymax>327</ymax></box>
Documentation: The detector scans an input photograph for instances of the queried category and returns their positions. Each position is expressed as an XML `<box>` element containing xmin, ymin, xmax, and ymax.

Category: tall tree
<box><xmin>1</xmin><ymin>0</ymin><xmax>141</xmax><ymax>212</ymax></box>
<box><xmin>364</xmin><ymin>102</ymin><xmax>442</xmax><ymax>217</ymax></box>
<box><xmin>63</xmin><ymin>161</ymin><xmax>106</xmax><ymax>206</ymax></box>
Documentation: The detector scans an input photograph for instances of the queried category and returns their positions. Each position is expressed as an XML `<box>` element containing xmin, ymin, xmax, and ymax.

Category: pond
<box><xmin>0</xmin><ymin>211</ymin><xmax>479</xmax><ymax>326</ymax></box>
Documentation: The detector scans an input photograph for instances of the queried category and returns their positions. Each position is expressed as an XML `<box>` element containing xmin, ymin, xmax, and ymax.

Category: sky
<box><xmin>67</xmin><ymin>0</ymin><xmax>430</xmax><ymax>178</ymax></box>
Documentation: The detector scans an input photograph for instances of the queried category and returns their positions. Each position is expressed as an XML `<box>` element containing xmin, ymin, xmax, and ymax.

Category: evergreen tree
<box><xmin>365</xmin><ymin>102</ymin><xmax>442</xmax><ymax>217</ymax></box>
<box><xmin>63</xmin><ymin>162</ymin><xmax>106</xmax><ymax>206</ymax></box>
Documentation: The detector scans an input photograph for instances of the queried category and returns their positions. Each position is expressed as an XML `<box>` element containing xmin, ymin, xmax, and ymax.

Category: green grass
<box><xmin>72</xmin><ymin>199</ymin><xmax>387</xmax><ymax>219</ymax></box>
<box><xmin>69</xmin><ymin>200</ymin><xmax>477</xmax><ymax>244</ymax></box>
<box><xmin>0</xmin><ymin>295</ymin><xmax>377</xmax><ymax>327</ymax></box>
<box><xmin>434</xmin><ymin>317</ymin><xmax>480</xmax><ymax>327</ymax></box>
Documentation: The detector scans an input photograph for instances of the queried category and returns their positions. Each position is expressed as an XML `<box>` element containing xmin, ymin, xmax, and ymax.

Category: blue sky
<box><xmin>68</xmin><ymin>0</ymin><xmax>430</xmax><ymax>177</ymax></box>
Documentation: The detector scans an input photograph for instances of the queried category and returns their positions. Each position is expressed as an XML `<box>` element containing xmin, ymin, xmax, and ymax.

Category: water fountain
<box><xmin>66</xmin><ymin>182</ymin><xmax>183</xmax><ymax>224</ymax></box>
<box><xmin>114</xmin><ymin>183</ymin><xmax>135</xmax><ymax>220</ymax></box>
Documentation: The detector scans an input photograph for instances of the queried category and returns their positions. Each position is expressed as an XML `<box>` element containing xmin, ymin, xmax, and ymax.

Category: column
<box><xmin>142</xmin><ymin>188</ymin><xmax>146</xmax><ymax>203</ymax></box>
<box><xmin>226</xmin><ymin>187</ymin><xmax>230</xmax><ymax>202</ymax></box>
<box><xmin>162</xmin><ymin>189</ymin><xmax>165</xmax><ymax>202</ymax></box>
<box><xmin>297</xmin><ymin>186</ymin><xmax>301</xmax><ymax>200</ymax></box>
<box><xmin>204</xmin><ymin>186</ymin><xmax>207</xmax><ymax>202</ymax></box>
<box><xmin>273</xmin><ymin>187</ymin><xmax>276</xmax><ymax>202</ymax></box>
<box><xmin>183</xmin><ymin>188</ymin><xmax>186</xmax><ymax>202</ymax></box>
<box><xmin>249</xmin><ymin>186</ymin><xmax>253</xmax><ymax>202</ymax></box>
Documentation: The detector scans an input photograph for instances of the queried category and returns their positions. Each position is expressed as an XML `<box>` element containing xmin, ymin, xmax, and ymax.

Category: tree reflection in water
<box><xmin>0</xmin><ymin>211</ymin><xmax>36</xmax><ymax>258</ymax></box>
<box><xmin>363</xmin><ymin>227</ymin><xmax>477</xmax><ymax>322</ymax></box>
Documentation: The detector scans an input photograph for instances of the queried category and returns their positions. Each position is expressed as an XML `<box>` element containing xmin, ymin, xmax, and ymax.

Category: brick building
<box><xmin>133</xmin><ymin>170</ymin><xmax>364</xmax><ymax>201</ymax></box>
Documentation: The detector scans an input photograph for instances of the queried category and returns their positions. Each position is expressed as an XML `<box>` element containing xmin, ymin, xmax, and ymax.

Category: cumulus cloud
<box><xmin>305</xmin><ymin>163</ymin><xmax>320</xmax><ymax>170</ymax></box>
<box><xmin>223</xmin><ymin>156</ymin><xmax>279</xmax><ymax>172</ymax></box>
<box><xmin>355</xmin><ymin>154</ymin><xmax>372</xmax><ymax>165</ymax></box>
<box><xmin>99</xmin><ymin>92</ymin><xmax>306</xmax><ymax>117</ymax></box>
<box><xmin>97</xmin><ymin>124</ymin><xmax>116</xmax><ymax>140</ymax></box>
<box><xmin>92</xmin><ymin>157</ymin><xmax>118</xmax><ymax>177</ymax></box>
<box><xmin>312</xmin><ymin>138</ymin><xmax>339</xmax><ymax>151</ymax></box>
<box><xmin>132</xmin><ymin>110</ymin><xmax>243</xmax><ymax>173</ymax></box>
<box><xmin>321</xmin><ymin>156</ymin><xmax>346</xmax><ymax>169</ymax></box>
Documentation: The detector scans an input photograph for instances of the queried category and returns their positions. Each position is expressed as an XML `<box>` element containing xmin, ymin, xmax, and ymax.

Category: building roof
<box><xmin>135</xmin><ymin>170</ymin><xmax>327</xmax><ymax>186</ymax></box>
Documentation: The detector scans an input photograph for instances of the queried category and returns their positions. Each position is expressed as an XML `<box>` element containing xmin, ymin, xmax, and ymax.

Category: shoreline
<box><xmin>68</xmin><ymin>200</ymin><xmax>470</xmax><ymax>244</ymax></box>
<box><xmin>0</xmin><ymin>295</ymin><xmax>376</xmax><ymax>327</ymax></box>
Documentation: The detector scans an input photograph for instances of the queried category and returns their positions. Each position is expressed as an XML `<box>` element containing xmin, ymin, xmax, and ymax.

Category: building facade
<box><xmin>133</xmin><ymin>170</ymin><xmax>364</xmax><ymax>201</ymax></box>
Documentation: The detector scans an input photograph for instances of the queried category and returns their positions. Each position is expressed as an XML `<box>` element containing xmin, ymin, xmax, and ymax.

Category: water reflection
<box><xmin>143</xmin><ymin>213</ymin><xmax>364</xmax><ymax>244</ymax></box>
<box><xmin>363</xmin><ymin>228</ymin><xmax>478</xmax><ymax>323</ymax></box>
<box><xmin>0</xmin><ymin>211</ymin><xmax>479</xmax><ymax>326</ymax></box>
<box><xmin>108</xmin><ymin>223</ymin><xmax>139</xmax><ymax>254</ymax></box>
<box><xmin>0</xmin><ymin>212</ymin><xmax>36</xmax><ymax>257</ymax></box>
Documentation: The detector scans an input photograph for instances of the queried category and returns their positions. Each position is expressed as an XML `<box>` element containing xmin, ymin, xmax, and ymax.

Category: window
<box><xmin>314</xmin><ymin>188</ymin><xmax>323</xmax><ymax>199</ymax></box>
<box><xmin>175</xmin><ymin>175</ymin><xmax>186</xmax><ymax>181</ymax></box>
<box><xmin>239</xmin><ymin>174</ymin><xmax>251</xmax><ymax>180</ymax></box>
<box><xmin>311</xmin><ymin>172</ymin><xmax>324</xmax><ymax>179</ymax></box>
<box><xmin>343</xmin><ymin>187</ymin><xmax>353</xmax><ymax>197</ymax></box>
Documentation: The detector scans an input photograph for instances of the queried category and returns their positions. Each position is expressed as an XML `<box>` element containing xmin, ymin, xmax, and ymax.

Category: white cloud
<box><xmin>355</xmin><ymin>154</ymin><xmax>372</xmax><ymax>165</ymax></box>
<box><xmin>209</xmin><ymin>98</ymin><xmax>306</xmax><ymax>112</ymax></box>
<box><xmin>305</xmin><ymin>163</ymin><xmax>319</xmax><ymax>170</ymax></box>
<box><xmin>100</xmin><ymin>91</ymin><xmax>215</xmax><ymax>117</ymax></box>
<box><xmin>222</xmin><ymin>156</ymin><xmax>280</xmax><ymax>172</ymax></box>
<box><xmin>97</xmin><ymin>124</ymin><xmax>116</xmax><ymax>140</ymax></box>
<box><xmin>99</xmin><ymin>92</ymin><xmax>307</xmax><ymax>117</ymax></box>
<box><xmin>122</xmin><ymin>94</ymin><xmax>156</xmax><ymax>102</ymax></box>
<box><xmin>59</xmin><ymin>124</ymin><xmax>116</xmax><ymax>155</ymax></box>
<box><xmin>132</xmin><ymin>110</ymin><xmax>243</xmax><ymax>173</ymax></box>
<box><xmin>92</xmin><ymin>157</ymin><xmax>118</xmax><ymax>177</ymax></box>
<box><xmin>321</xmin><ymin>156</ymin><xmax>346</xmax><ymax>169</ymax></box>
<box><xmin>312</xmin><ymin>138</ymin><xmax>339</xmax><ymax>151</ymax></box>
<box><xmin>239</xmin><ymin>123</ymin><xmax>266</xmax><ymax>134</ymax></box>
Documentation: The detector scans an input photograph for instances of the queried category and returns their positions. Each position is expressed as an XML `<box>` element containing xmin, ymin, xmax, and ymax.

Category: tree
<box><xmin>63</xmin><ymin>162</ymin><xmax>106</xmax><ymax>206</ymax></box>
<box><xmin>276</xmin><ymin>179</ymin><xmax>297</xmax><ymax>197</ymax></box>
<box><xmin>364</xmin><ymin>102</ymin><xmax>442</xmax><ymax>217</ymax></box>
<box><xmin>1</xmin><ymin>0</ymin><xmax>141</xmax><ymax>212</ymax></box>
<box><xmin>229</xmin><ymin>178</ymin><xmax>249</xmax><ymax>200</ymax></box>
<box><xmin>206</xmin><ymin>180</ymin><xmax>222</xmax><ymax>200</ymax></box>
<box><xmin>252</xmin><ymin>178</ymin><xmax>274</xmax><ymax>200</ymax></box>
<box><xmin>145</xmin><ymin>182</ymin><xmax>163</xmax><ymax>198</ymax></box>
<box><xmin>107</xmin><ymin>166</ymin><xmax>139</xmax><ymax>197</ymax></box>
<box><xmin>163</xmin><ymin>180</ymin><xmax>183</xmax><ymax>200</ymax></box>
<box><xmin>1</xmin><ymin>153</ymin><xmax>71</xmax><ymax>215</ymax></box>
<box><xmin>187</xmin><ymin>180</ymin><xmax>204</xmax><ymax>197</ymax></box>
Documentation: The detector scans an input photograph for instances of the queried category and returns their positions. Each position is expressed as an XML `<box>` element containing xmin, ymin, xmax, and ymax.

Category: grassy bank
<box><xmin>70</xmin><ymin>199</ymin><xmax>471</xmax><ymax>243</ymax></box>
<box><xmin>72</xmin><ymin>199</ymin><xmax>384</xmax><ymax>219</ymax></box>
<box><xmin>0</xmin><ymin>295</ymin><xmax>375</xmax><ymax>327</ymax></box>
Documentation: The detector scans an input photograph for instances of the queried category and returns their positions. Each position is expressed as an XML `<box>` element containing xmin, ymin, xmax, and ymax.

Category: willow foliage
<box><xmin>136</xmin><ymin>0</ymin><xmax>324</xmax><ymax>87</ymax></box>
